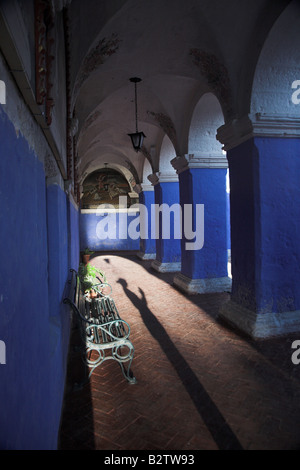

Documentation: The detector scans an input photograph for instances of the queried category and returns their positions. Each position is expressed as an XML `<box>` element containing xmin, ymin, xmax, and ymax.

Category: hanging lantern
<box><xmin>128</xmin><ymin>77</ymin><xmax>146</xmax><ymax>152</ymax></box>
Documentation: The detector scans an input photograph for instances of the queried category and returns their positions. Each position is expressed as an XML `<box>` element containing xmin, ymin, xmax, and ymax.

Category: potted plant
<box><xmin>82</xmin><ymin>247</ymin><xmax>94</xmax><ymax>265</ymax></box>
<box><xmin>78</xmin><ymin>262</ymin><xmax>106</xmax><ymax>299</ymax></box>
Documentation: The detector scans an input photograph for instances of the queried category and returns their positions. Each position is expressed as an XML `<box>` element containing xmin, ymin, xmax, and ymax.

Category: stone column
<box><xmin>172</xmin><ymin>154</ymin><xmax>231</xmax><ymax>294</ymax></box>
<box><xmin>136</xmin><ymin>183</ymin><xmax>156</xmax><ymax>260</ymax></box>
<box><xmin>216</xmin><ymin>113</ymin><xmax>300</xmax><ymax>338</ymax></box>
<box><xmin>148</xmin><ymin>172</ymin><xmax>181</xmax><ymax>272</ymax></box>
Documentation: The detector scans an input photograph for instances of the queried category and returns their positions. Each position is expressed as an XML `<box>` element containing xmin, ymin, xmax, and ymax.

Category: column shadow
<box><xmin>117</xmin><ymin>278</ymin><xmax>243</xmax><ymax>451</ymax></box>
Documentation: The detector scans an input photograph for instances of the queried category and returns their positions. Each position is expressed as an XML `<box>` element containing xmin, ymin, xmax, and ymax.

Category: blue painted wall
<box><xmin>179</xmin><ymin>168</ymin><xmax>228</xmax><ymax>280</ymax></box>
<box><xmin>228</xmin><ymin>136</ymin><xmax>300</xmax><ymax>314</ymax></box>
<box><xmin>0</xmin><ymin>109</ymin><xmax>77</xmax><ymax>449</ymax></box>
<box><xmin>154</xmin><ymin>182</ymin><xmax>181</xmax><ymax>264</ymax></box>
<box><xmin>47</xmin><ymin>184</ymin><xmax>69</xmax><ymax>317</ymax></box>
<box><xmin>80</xmin><ymin>211</ymin><xmax>140</xmax><ymax>251</ymax></box>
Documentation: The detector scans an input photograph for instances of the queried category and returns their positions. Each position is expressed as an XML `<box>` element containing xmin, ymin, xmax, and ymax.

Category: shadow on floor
<box><xmin>102</xmin><ymin>252</ymin><xmax>300</xmax><ymax>388</ymax></box>
<box><xmin>117</xmin><ymin>277</ymin><xmax>243</xmax><ymax>451</ymax></box>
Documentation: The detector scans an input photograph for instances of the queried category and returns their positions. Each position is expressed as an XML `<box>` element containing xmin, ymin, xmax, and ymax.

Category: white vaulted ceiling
<box><xmin>66</xmin><ymin>0</ymin><xmax>291</xmax><ymax>184</ymax></box>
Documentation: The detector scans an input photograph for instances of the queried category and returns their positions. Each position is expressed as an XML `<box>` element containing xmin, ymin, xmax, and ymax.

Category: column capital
<box><xmin>216</xmin><ymin>115</ymin><xmax>253</xmax><ymax>151</ymax></box>
<box><xmin>132</xmin><ymin>184</ymin><xmax>142</xmax><ymax>194</ymax></box>
<box><xmin>217</xmin><ymin>113</ymin><xmax>300</xmax><ymax>151</ymax></box>
<box><xmin>171</xmin><ymin>154</ymin><xmax>228</xmax><ymax>174</ymax></box>
<box><xmin>147</xmin><ymin>172</ymin><xmax>178</xmax><ymax>185</ymax></box>
<box><xmin>147</xmin><ymin>173</ymin><xmax>159</xmax><ymax>186</ymax></box>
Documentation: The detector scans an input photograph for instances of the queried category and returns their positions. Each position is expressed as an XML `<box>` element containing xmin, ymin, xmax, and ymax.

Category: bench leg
<box><xmin>112</xmin><ymin>342</ymin><xmax>137</xmax><ymax>384</ymax></box>
<box><xmin>84</xmin><ymin>341</ymin><xmax>137</xmax><ymax>384</ymax></box>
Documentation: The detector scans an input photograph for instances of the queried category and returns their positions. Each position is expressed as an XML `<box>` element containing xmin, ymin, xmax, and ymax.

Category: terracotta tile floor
<box><xmin>58</xmin><ymin>252</ymin><xmax>300</xmax><ymax>450</ymax></box>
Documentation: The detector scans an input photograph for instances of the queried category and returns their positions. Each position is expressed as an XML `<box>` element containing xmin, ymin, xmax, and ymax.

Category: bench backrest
<box><xmin>63</xmin><ymin>269</ymin><xmax>92</xmax><ymax>323</ymax></box>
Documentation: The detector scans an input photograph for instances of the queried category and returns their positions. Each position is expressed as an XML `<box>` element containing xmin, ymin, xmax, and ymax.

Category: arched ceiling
<box><xmin>67</xmin><ymin>0</ymin><xmax>291</xmax><ymax>183</ymax></box>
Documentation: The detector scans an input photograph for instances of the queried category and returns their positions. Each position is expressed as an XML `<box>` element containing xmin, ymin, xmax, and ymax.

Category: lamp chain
<box><xmin>134</xmin><ymin>81</ymin><xmax>138</xmax><ymax>133</ymax></box>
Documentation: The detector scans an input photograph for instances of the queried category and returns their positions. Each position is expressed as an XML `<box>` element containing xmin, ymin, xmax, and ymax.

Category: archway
<box><xmin>218</xmin><ymin>0</ymin><xmax>300</xmax><ymax>338</ymax></box>
<box><xmin>173</xmin><ymin>92</ymin><xmax>230</xmax><ymax>294</ymax></box>
<box><xmin>79</xmin><ymin>165</ymin><xmax>140</xmax><ymax>252</ymax></box>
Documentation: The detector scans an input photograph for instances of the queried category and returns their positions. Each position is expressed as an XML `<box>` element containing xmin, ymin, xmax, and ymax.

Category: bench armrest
<box><xmin>91</xmin><ymin>282</ymin><xmax>113</xmax><ymax>297</ymax></box>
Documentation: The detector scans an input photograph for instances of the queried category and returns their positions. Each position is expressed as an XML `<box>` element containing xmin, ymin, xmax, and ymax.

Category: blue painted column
<box><xmin>137</xmin><ymin>184</ymin><xmax>156</xmax><ymax>260</ymax></box>
<box><xmin>217</xmin><ymin>115</ymin><xmax>300</xmax><ymax>338</ymax></box>
<box><xmin>172</xmin><ymin>155</ymin><xmax>231</xmax><ymax>294</ymax></box>
<box><xmin>148</xmin><ymin>173</ymin><xmax>181</xmax><ymax>272</ymax></box>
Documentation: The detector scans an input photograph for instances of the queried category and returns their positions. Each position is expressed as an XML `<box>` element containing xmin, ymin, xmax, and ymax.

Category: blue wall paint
<box><xmin>154</xmin><ymin>182</ymin><xmax>181</xmax><ymax>264</ymax></box>
<box><xmin>179</xmin><ymin>168</ymin><xmax>228</xmax><ymax>280</ymax></box>
<box><xmin>47</xmin><ymin>184</ymin><xmax>69</xmax><ymax>317</ymax></box>
<box><xmin>80</xmin><ymin>211</ymin><xmax>140</xmax><ymax>251</ymax></box>
<box><xmin>0</xmin><ymin>109</ymin><xmax>75</xmax><ymax>449</ymax></box>
<box><xmin>228</xmin><ymin>136</ymin><xmax>300</xmax><ymax>314</ymax></box>
<box><xmin>139</xmin><ymin>190</ymin><xmax>156</xmax><ymax>256</ymax></box>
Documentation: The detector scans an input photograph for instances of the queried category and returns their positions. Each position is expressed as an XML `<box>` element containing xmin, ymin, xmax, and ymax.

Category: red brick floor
<box><xmin>58</xmin><ymin>252</ymin><xmax>300</xmax><ymax>450</ymax></box>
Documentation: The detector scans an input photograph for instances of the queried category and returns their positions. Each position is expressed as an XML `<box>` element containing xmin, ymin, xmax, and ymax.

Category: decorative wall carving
<box><xmin>147</xmin><ymin>111</ymin><xmax>178</xmax><ymax>150</ymax></box>
<box><xmin>82</xmin><ymin>110</ymin><xmax>102</xmax><ymax>134</ymax></box>
<box><xmin>63</xmin><ymin>5</ymin><xmax>80</xmax><ymax>202</ymax></box>
<box><xmin>73</xmin><ymin>34</ymin><xmax>121</xmax><ymax>100</ymax></box>
<box><xmin>190</xmin><ymin>48</ymin><xmax>233</xmax><ymax>117</ymax></box>
<box><xmin>63</xmin><ymin>5</ymin><xmax>73</xmax><ymax>183</ymax></box>
<box><xmin>34</xmin><ymin>0</ymin><xmax>55</xmax><ymax>126</ymax></box>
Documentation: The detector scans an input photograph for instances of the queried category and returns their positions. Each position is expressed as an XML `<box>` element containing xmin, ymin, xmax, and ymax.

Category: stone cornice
<box><xmin>252</xmin><ymin>113</ymin><xmax>300</xmax><ymax>138</ymax></box>
<box><xmin>171</xmin><ymin>154</ymin><xmax>228</xmax><ymax>174</ymax></box>
<box><xmin>158</xmin><ymin>172</ymin><xmax>178</xmax><ymax>183</ymax></box>
<box><xmin>141</xmin><ymin>183</ymin><xmax>154</xmax><ymax>192</ymax></box>
<box><xmin>217</xmin><ymin>113</ymin><xmax>300</xmax><ymax>151</ymax></box>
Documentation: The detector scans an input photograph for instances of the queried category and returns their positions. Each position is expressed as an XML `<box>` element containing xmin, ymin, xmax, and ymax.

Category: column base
<box><xmin>136</xmin><ymin>251</ymin><xmax>156</xmax><ymax>260</ymax></box>
<box><xmin>219</xmin><ymin>299</ymin><xmax>300</xmax><ymax>339</ymax></box>
<box><xmin>151</xmin><ymin>260</ymin><xmax>181</xmax><ymax>273</ymax></box>
<box><xmin>173</xmin><ymin>273</ymin><xmax>232</xmax><ymax>294</ymax></box>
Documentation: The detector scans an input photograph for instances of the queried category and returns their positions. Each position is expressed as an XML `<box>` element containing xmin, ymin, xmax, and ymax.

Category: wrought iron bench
<box><xmin>63</xmin><ymin>268</ymin><xmax>136</xmax><ymax>387</ymax></box>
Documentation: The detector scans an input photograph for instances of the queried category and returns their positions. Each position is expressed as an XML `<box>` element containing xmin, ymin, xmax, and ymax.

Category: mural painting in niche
<box><xmin>82</xmin><ymin>168</ymin><xmax>134</xmax><ymax>209</ymax></box>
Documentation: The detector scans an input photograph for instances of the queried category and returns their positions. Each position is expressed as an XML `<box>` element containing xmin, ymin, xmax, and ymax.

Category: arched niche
<box><xmin>188</xmin><ymin>92</ymin><xmax>224</xmax><ymax>157</ymax></box>
<box><xmin>81</xmin><ymin>167</ymin><xmax>138</xmax><ymax>209</ymax></box>
<box><xmin>250</xmin><ymin>0</ymin><xmax>300</xmax><ymax>117</ymax></box>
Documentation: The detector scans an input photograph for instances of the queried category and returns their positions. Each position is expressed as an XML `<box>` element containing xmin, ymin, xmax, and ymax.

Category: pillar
<box><xmin>136</xmin><ymin>183</ymin><xmax>156</xmax><ymax>260</ymax></box>
<box><xmin>148</xmin><ymin>173</ymin><xmax>181</xmax><ymax>272</ymax></box>
<box><xmin>216</xmin><ymin>114</ymin><xmax>300</xmax><ymax>338</ymax></box>
<box><xmin>172</xmin><ymin>155</ymin><xmax>231</xmax><ymax>294</ymax></box>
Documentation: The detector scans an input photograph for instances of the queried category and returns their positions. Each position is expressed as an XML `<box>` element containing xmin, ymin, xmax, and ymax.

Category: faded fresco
<box><xmin>81</xmin><ymin>168</ymin><xmax>133</xmax><ymax>209</ymax></box>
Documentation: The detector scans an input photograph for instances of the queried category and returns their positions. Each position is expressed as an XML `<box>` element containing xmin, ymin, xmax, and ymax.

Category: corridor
<box><xmin>58</xmin><ymin>253</ymin><xmax>300</xmax><ymax>451</ymax></box>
